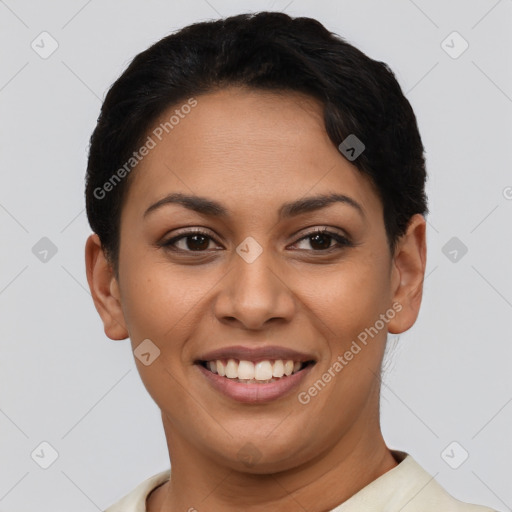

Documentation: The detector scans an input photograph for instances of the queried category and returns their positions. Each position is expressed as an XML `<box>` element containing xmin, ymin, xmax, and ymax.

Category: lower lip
<box><xmin>196</xmin><ymin>363</ymin><xmax>315</xmax><ymax>404</ymax></box>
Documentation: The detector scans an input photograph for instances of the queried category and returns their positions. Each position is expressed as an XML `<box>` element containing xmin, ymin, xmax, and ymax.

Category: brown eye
<box><xmin>308</xmin><ymin>232</ymin><xmax>334</xmax><ymax>250</ymax></box>
<box><xmin>161</xmin><ymin>230</ymin><xmax>219</xmax><ymax>252</ymax></box>
<box><xmin>180</xmin><ymin>234</ymin><xmax>211</xmax><ymax>251</ymax></box>
<box><xmin>160</xmin><ymin>227</ymin><xmax>352</xmax><ymax>255</ymax></box>
<box><xmin>292</xmin><ymin>228</ymin><xmax>352</xmax><ymax>251</ymax></box>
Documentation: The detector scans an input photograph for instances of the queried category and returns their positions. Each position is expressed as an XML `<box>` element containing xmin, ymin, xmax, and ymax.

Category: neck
<box><xmin>147</xmin><ymin>414</ymin><xmax>397</xmax><ymax>512</ymax></box>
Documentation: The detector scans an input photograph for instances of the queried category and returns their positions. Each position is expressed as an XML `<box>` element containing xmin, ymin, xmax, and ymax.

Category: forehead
<box><xmin>123</xmin><ymin>87</ymin><xmax>382</xmax><ymax>222</ymax></box>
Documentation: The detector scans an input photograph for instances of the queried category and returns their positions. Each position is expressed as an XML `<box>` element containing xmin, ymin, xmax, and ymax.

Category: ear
<box><xmin>387</xmin><ymin>214</ymin><xmax>427</xmax><ymax>334</ymax></box>
<box><xmin>85</xmin><ymin>233</ymin><xmax>129</xmax><ymax>340</ymax></box>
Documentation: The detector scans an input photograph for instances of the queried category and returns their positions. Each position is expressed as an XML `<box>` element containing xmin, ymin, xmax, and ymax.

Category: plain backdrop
<box><xmin>0</xmin><ymin>1</ymin><xmax>511</xmax><ymax>510</ymax></box>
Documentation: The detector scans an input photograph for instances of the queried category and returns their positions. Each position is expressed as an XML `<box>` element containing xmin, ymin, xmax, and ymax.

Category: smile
<box><xmin>195</xmin><ymin>358</ymin><xmax>316</xmax><ymax>403</ymax></box>
<box><xmin>199</xmin><ymin>358</ymin><xmax>314</xmax><ymax>383</ymax></box>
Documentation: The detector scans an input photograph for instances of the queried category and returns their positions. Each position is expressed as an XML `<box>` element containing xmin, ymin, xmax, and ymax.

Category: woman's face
<box><xmin>88</xmin><ymin>86</ymin><xmax>425</xmax><ymax>473</ymax></box>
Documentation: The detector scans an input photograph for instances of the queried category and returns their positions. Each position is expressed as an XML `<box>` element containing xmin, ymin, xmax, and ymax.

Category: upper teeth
<box><xmin>206</xmin><ymin>359</ymin><xmax>303</xmax><ymax>380</ymax></box>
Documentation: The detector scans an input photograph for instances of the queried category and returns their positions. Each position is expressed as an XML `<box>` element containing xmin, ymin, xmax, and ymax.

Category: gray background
<box><xmin>0</xmin><ymin>0</ymin><xmax>511</xmax><ymax>510</ymax></box>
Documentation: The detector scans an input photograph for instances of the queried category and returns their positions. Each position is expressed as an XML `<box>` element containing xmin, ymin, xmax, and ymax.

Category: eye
<box><xmin>161</xmin><ymin>229</ymin><xmax>220</xmax><ymax>252</ymax></box>
<box><xmin>291</xmin><ymin>227</ymin><xmax>352</xmax><ymax>252</ymax></box>
<box><xmin>160</xmin><ymin>227</ymin><xmax>352</xmax><ymax>254</ymax></box>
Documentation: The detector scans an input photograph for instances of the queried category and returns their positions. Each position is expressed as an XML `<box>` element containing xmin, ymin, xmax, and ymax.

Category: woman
<box><xmin>84</xmin><ymin>11</ymin><xmax>497</xmax><ymax>512</ymax></box>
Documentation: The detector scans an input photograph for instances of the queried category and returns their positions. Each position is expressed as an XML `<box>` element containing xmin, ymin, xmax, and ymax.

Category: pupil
<box><xmin>310</xmin><ymin>234</ymin><xmax>330</xmax><ymax>250</ymax></box>
<box><xmin>187</xmin><ymin>235</ymin><xmax>209</xmax><ymax>251</ymax></box>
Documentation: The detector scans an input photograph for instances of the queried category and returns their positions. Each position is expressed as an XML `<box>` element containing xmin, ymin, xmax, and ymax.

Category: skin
<box><xmin>85</xmin><ymin>87</ymin><xmax>426</xmax><ymax>512</ymax></box>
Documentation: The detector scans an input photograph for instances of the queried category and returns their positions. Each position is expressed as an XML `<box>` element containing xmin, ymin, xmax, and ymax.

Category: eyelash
<box><xmin>160</xmin><ymin>227</ymin><xmax>353</xmax><ymax>254</ymax></box>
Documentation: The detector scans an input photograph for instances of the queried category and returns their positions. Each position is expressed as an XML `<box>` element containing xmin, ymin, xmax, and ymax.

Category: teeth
<box><xmin>204</xmin><ymin>358</ymin><xmax>306</xmax><ymax>381</ymax></box>
<box><xmin>272</xmin><ymin>360</ymin><xmax>284</xmax><ymax>378</ymax></box>
<box><xmin>254</xmin><ymin>361</ymin><xmax>273</xmax><ymax>380</ymax></box>
<box><xmin>238</xmin><ymin>360</ymin><xmax>255</xmax><ymax>380</ymax></box>
<box><xmin>225</xmin><ymin>358</ymin><xmax>238</xmax><ymax>378</ymax></box>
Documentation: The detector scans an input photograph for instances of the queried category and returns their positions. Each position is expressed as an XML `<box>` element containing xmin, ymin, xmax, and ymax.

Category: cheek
<box><xmin>119</xmin><ymin>255</ymin><xmax>210</xmax><ymax>343</ymax></box>
<box><xmin>310</xmin><ymin>257</ymin><xmax>391</xmax><ymax>337</ymax></box>
<box><xmin>118</xmin><ymin>260</ymin><xmax>200</xmax><ymax>410</ymax></box>
<box><xmin>325</xmin><ymin>262</ymin><xmax>391</xmax><ymax>379</ymax></box>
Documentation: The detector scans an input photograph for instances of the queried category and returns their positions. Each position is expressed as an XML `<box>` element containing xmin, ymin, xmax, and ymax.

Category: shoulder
<box><xmin>395</xmin><ymin>454</ymin><xmax>497</xmax><ymax>511</ymax></box>
<box><xmin>103</xmin><ymin>469</ymin><xmax>171</xmax><ymax>512</ymax></box>
<box><xmin>332</xmin><ymin>451</ymin><xmax>497</xmax><ymax>512</ymax></box>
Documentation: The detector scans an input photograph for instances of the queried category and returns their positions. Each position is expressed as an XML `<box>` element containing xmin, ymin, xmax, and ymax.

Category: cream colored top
<box><xmin>104</xmin><ymin>451</ymin><xmax>497</xmax><ymax>512</ymax></box>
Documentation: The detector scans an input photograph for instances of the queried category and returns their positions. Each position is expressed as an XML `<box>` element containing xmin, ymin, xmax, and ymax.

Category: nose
<box><xmin>213</xmin><ymin>242</ymin><xmax>296</xmax><ymax>330</ymax></box>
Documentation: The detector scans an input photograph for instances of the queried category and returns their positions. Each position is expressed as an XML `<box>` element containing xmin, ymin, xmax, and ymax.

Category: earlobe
<box><xmin>387</xmin><ymin>214</ymin><xmax>427</xmax><ymax>335</ymax></box>
<box><xmin>85</xmin><ymin>234</ymin><xmax>129</xmax><ymax>340</ymax></box>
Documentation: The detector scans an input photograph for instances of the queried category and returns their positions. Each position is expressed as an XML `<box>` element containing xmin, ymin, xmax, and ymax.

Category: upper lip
<box><xmin>196</xmin><ymin>345</ymin><xmax>316</xmax><ymax>363</ymax></box>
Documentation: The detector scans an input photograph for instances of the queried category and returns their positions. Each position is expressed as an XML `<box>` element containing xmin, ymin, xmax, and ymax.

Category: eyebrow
<box><xmin>143</xmin><ymin>192</ymin><xmax>365</xmax><ymax>220</ymax></box>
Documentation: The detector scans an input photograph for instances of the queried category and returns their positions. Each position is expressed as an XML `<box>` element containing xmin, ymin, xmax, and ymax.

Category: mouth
<box><xmin>194</xmin><ymin>353</ymin><xmax>317</xmax><ymax>404</ymax></box>
<box><xmin>196</xmin><ymin>358</ymin><xmax>316</xmax><ymax>384</ymax></box>
<box><xmin>194</xmin><ymin>345</ymin><xmax>317</xmax><ymax>403</ymax></box>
